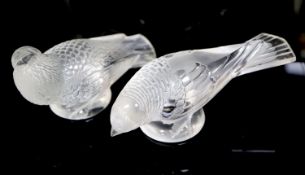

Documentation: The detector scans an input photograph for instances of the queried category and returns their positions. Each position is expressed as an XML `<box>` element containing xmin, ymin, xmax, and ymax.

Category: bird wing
<box><xmin>59</xmin><ymin>64</ymin><xmax>106</xmax><ymax>108</ymax></box>
<box><xmin>162</xmin><ymin>62</ymin><xmax>214</xmax><ymax>120</ymax></box>
<box><xmin>89</xmin><ymin>34</ymin><xmax>132</xmax><ymax>67</ymax></box>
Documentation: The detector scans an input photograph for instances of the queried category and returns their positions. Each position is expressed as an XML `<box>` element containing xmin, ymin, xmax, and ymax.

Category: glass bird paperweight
<box><xmin>12</xmin><ymin>33</ymin><xmax>156</xmax><ymax>120</ymax></box>
<box><xmin>110</xmin><ymin>33</ymin><xmax>296</xmax><ymax>143</ymax></box>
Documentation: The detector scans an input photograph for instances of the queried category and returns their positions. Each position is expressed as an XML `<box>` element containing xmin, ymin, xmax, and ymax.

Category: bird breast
<box><xmin>120</xmin><ymin>58</ymin><xmax>173</xmax><ymax>118</ymax></box>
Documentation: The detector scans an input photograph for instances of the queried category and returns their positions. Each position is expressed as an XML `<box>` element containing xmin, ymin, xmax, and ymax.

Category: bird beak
<box><xmin>110</xmin><ymin>128</ymin><xmax>119</xmax><ymax>137</ymax></box>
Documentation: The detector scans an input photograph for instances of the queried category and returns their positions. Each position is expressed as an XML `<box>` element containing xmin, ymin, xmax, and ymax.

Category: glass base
<box><xmin>140</xmin><ymin>109</ymin><xmax>205</xmax><ymax>143</ymax></box>
<box><xmin>50</xmin><ymin>89</ymin><xmax>112</xmax><ymax>120</ymax></box>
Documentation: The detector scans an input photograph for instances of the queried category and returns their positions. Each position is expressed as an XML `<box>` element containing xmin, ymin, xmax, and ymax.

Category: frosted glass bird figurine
<box><xmin>110</xmin><ymin>33</ymin><xmax>296</xmax><ymax>143</ymax></box>
<box><xmin>12</xmin><ymin>33</ymin><xmax>156</xmax><ymax>120</ymax></box>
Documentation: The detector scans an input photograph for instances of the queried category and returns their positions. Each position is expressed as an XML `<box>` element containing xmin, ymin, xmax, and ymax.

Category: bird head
<box><xmin>110</xmin><ymin>95</ymin><xmax>147</xmax><ymax>137</ymax></box>
<box><xmin>12</xmin><ymin>46</ymin><xmax>63</xmax><ymax>105</ymax></box>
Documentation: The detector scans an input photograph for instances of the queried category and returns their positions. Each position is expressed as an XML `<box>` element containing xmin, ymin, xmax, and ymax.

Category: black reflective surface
<box><xmin>3</xmin><ymin>0</ymin><xmax>305</xmax><ymax>173</ymax></box>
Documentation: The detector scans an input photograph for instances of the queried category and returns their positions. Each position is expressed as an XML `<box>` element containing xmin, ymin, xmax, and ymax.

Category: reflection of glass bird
<box><xmin>12</xmin><ymin>34</ymin><xmax>156</xmax><ymax>120</ymax></box>
<box><xmin>285</xmin><ymin>62</ymin><xmax>305</xmax><ymax>76</ymax></box>
<box><xmin>111</xmin><ymin>33</ymin><xmax>296</xmax><ymax>143</ymax></box>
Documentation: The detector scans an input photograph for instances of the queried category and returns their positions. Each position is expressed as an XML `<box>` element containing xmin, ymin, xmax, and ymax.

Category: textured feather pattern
<box><xmin>120</xmin><ymin>58</ymin><xmax>173</xmax><ymax>119</ymax></box>
<box><xmin>45</xmin><ymin>39</ymin><xmax>110</xmax><ymax>107</ymax></box>
<box><xmin>120</xmin><ymin>56</ymin><xmax>215</xmax><ymax>122</ymax></box>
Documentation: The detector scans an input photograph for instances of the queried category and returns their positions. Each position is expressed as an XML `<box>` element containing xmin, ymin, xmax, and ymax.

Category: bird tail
<box><xmin>238</xmin><ymin>33</ymin><xmax>296</xmax><ymax>76</ymax></box>
<box><xmin>126</xmin><ymin>34</ymin><xmax>156</xmax><ymax>68</ymax></box>
<box><xmin>90</xmin><ymin>33</ymin><xmax>156</xmax><ymax>68</ymax></box>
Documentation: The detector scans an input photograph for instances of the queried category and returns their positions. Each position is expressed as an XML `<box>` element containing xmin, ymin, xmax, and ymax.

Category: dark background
<box><xmin>2</xmin><ymin>0</ymin><xmax>305</xmax><ymax>173</ymax></box>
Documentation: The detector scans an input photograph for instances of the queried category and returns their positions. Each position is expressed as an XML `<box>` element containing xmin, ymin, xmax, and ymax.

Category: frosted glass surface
<box><xmin>110</xmin><ymin>33</ymin><xmax>296</xmax><ymax>143</ymax></box>
<box><xmin>12</xmin><ymin>34</ymin><xmax>156</xmax><ymax>120</ymax></box>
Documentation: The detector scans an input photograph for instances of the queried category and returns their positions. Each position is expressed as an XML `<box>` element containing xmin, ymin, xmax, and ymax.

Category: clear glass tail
<box><xmin>238</xmin><ymin>33</ymin><xmax>296</xmax><ymax>76</ymax></box>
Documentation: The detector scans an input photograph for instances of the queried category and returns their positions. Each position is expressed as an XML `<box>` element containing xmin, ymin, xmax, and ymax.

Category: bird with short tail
<box><xmin>110</xmin><ymin>33</ymin><xmax>296</xmax><ymax>143</ymax></box>
<box><xmin>12</xmin><ymin>33</ymin><xmax>156</xmax><ymax>120</ymax></box>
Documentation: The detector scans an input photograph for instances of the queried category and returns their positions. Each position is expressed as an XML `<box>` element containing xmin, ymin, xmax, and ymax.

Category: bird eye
<box><xmin>17</xmin><ymin>53</ymin><xmax>34</xmax><ymax>66</ymax></box>
<box><xmin>162</xmin><ymin>104</ymin><xmax>176</xmax><ymax>118</ymax></box>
